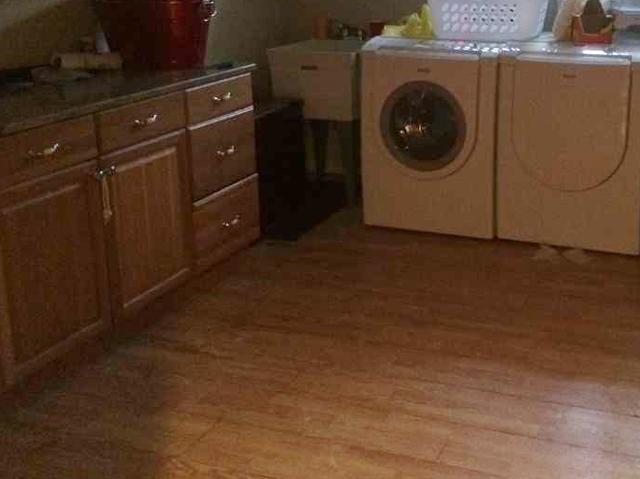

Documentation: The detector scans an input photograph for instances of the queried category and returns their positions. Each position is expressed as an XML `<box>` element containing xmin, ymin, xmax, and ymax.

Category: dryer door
<box><xmin>511</xmin><ymin>54</ymin><xmax>631</xmax><ymax>192</ymax></box>
<box><xmin>373</xmin><ymin>51</ymin><xmax>480</xmax><ymax>180</ymax></box>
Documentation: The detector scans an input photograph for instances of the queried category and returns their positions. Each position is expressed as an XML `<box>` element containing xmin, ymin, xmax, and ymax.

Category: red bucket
<box><xmin>95</xmin><ymin>0</ymin><xmax>217</xmax><ymax>69</ymax></box>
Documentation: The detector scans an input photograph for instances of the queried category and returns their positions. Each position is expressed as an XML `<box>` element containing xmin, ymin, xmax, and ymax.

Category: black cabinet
<box><xmin>256</xmin><ymin>100</ymin><xmax>347</xmax><ymax>240</ymax></box>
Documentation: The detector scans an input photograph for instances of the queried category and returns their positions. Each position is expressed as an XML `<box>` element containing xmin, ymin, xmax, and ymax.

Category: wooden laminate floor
<box><xmin>3</xmin><ymin>209</ymin><xmax>640</xmax><ymax>478</ymax></box>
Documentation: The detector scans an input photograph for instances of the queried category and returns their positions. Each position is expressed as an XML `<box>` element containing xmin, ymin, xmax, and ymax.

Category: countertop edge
<box><xmin>0</xmin><ymin>63</ymin><xmax>257</xmax><ymax>137</ymax></box>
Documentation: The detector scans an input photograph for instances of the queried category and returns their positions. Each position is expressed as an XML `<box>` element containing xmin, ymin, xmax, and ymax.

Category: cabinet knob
<box><xmin>212</xmin><ymin>92</ymin><xmax>233</xmax><ymax>104</ymax></box>
<box><xmin>27</xmin><ymin>143</ymin><xmax>61</xmax><ymax>160</ymax></box>
<box><xmin>93</xmin><ymin>165</ymin><xmax>117</xmax><ymax>180</ymax></box>
<box><xmin>216</xmin><ymin>145</ymin><xmax>237</xmax><ymax>158</ymax></box>
<box><xmin>222</xmin><ymin>214</ymin><xmax>241</xmax><ymax>228</ymax></box>
<box><xmin>133</xmin><ymin>114</ymin><xmax>159</xmax><ymax>128</ymax></box>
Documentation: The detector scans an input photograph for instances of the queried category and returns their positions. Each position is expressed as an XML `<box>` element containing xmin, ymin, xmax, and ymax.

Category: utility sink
<box><xmin>267</xmin><ymin>39</ymin><xmax>364</xmax><ymax>122</ymax></box>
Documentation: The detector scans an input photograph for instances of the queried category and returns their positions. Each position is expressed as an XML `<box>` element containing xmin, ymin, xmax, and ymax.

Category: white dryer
<box><xmin>361</xmin><ymin>38</ymin><xmax>499</xmax><ymax>239</ymax></box>
<box><xmin>497</xmin><ymin>41</ymin><xmax>640</xmax><ymax>255</ymax></box>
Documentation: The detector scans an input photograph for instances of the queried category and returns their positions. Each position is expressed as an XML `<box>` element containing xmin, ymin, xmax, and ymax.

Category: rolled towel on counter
<box><xmin>51</xmin><ymin>52</ymin><xmax>123</xmax><ymax>70</ymax></box>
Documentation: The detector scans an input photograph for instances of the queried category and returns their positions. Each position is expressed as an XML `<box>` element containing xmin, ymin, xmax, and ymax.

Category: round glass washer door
<box><xmin>380</xmin><ymin>81</ymin><xmax>466</xmax><ymax>173</ymax></box>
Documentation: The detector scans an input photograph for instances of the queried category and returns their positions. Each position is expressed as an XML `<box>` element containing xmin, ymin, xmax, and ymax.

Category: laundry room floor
<box><xmin>3</xmin><ymin>208</ymin><xmax>640</xmax><ymax>479</ymax></box>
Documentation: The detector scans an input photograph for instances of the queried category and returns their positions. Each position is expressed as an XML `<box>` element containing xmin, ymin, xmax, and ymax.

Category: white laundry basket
<box><xmin>430</xmin><ymin>0</ymin><xmax>549</xmax><ymax>41</ymax></box>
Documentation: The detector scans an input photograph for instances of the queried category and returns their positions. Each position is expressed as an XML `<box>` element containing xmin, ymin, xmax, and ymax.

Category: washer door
<box><xmin>512</xmin><ymin>54</ymin><xmax>631</xmax><ymax>192</ymax></box>
<box><xmin>370</xmin><ymin>49</ymin><xmax>480</xmax><ymax>180</ymax></box>
<box><xmin>381</xmin><ymin>81</ymin><xmax>467</xmax><ymax>174</ymax></box>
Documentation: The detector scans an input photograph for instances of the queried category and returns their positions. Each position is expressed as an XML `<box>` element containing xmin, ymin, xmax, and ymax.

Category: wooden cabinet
<box><xmin>0</xmin><ymin>161</ymin><xmax>110</xmax><ymax>387</ymax></box>
<box><xmin>186</xmin><ymin>74</ymin><xmax>259</xmax><ymax>272</ymax></box>
<box><xmin>102</xmin><ymin>131</ymin><xmax>191</xmax><ymax>321</ymax></box>
<box><xmin>0</xmin><ymin>71</ymin><xmax>257</xmax><ymax>391</ymax></box>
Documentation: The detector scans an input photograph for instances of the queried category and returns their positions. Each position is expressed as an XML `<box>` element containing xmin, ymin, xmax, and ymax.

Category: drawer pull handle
<box><xmin>93</xmin><ymin>166</ymin><xmax>117</xmax><ymax>224</ymax></box>
<box><xmin>212</xmin><ymin>92</ymin><xmax>233</xmax><ymax>104</ymax></box>
<box><xmin>28</xmin><ymin>143</ymin><xmax>61</xmax><ymax>160</ymax></box>
<box><xmin>301</xmin><ymin>65</ymin><xmax>319</xmax><ymax>71</ymax></box>
<box><xmin>216</xmin><ymin>145</ymin><xmax>237</xmax><ymax>158</ymax></box>
<box><xmin>133</xmin><ymin>114</ymin><xmax>159</xmax><ymax>128</ymax></box>
<box><xmin>222</xmin><ymin>214</ymin><xmax>241</xmax><ymax>229</ymax></box>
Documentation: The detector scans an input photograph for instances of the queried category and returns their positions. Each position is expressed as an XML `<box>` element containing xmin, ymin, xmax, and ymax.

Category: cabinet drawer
<box><xmin>186</xmin><ymin>74</ymin><xmax>253</xmax><ymax>124</ymax></box>
<box><xmin>97</xmin><ymin>92</ymin><xmax>186</xmax><ymax>152</ymax></box>
<box><xmin>0</xmin><ymin>116</ymin><xmax>97</xmax><ymax>187</ymax></box>
<box><xmin>189</xmin><ymin>109</ymin><xmax>256</xmax><ymax>200</ymax></box>
<box><xmin>193</xmin><ymin>175</ymin><xmax>260</xmax><ymax>271</ymax></box>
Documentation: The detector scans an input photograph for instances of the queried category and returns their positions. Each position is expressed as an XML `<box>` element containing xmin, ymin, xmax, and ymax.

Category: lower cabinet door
<box><xmin>102</xmin><ymin>131</ymin><xmax>191</xmax><ymax>321</ymax></box>
<box><xmin>0</xmin><ymin>161</ymin><xmax>110</xmax><ymax>388</ymax></box>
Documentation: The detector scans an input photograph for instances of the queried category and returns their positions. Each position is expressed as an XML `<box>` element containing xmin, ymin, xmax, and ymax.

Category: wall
<box><xmin>205</xmin><ymin>0</ymin><xmax>292</xmax><ymax>98</ymax></box>
<box><xmin>545</xmin><ymin>0</ymin><xmax>559</xmax><ymax>31</ymax></box>
<box><xmin>0</xmin><ymin>0</ymin><xmax>97</xmax><ymax>70</ymax></box>
<box><xmin>289</xmin><ymin>0</ymin><xmax>424</xmax><ymax>40</ymax></box>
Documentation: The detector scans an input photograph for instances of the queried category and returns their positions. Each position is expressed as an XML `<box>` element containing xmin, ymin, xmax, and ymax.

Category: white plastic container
<box><xmin>430</xmin><ymin>0</ymin><xmax>550</xmax><ymax>41</ymax></box>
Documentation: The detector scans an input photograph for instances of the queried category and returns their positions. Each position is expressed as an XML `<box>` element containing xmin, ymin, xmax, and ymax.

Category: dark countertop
<box><xmin>0</xmin><ymin>63</ymin><xmax>256</xmax><ymax>137</ymax></box>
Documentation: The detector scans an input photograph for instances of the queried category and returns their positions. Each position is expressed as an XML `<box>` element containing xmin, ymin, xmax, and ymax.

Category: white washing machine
<box><xmin>497</xmin><ymin>40</ymin><xmax>640</xmax><ymax>255</ymax></box>
<box><xmin>361</xmin><ymin>37</ymin><xmax>499</xmax><ymax>239</ymax></box>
